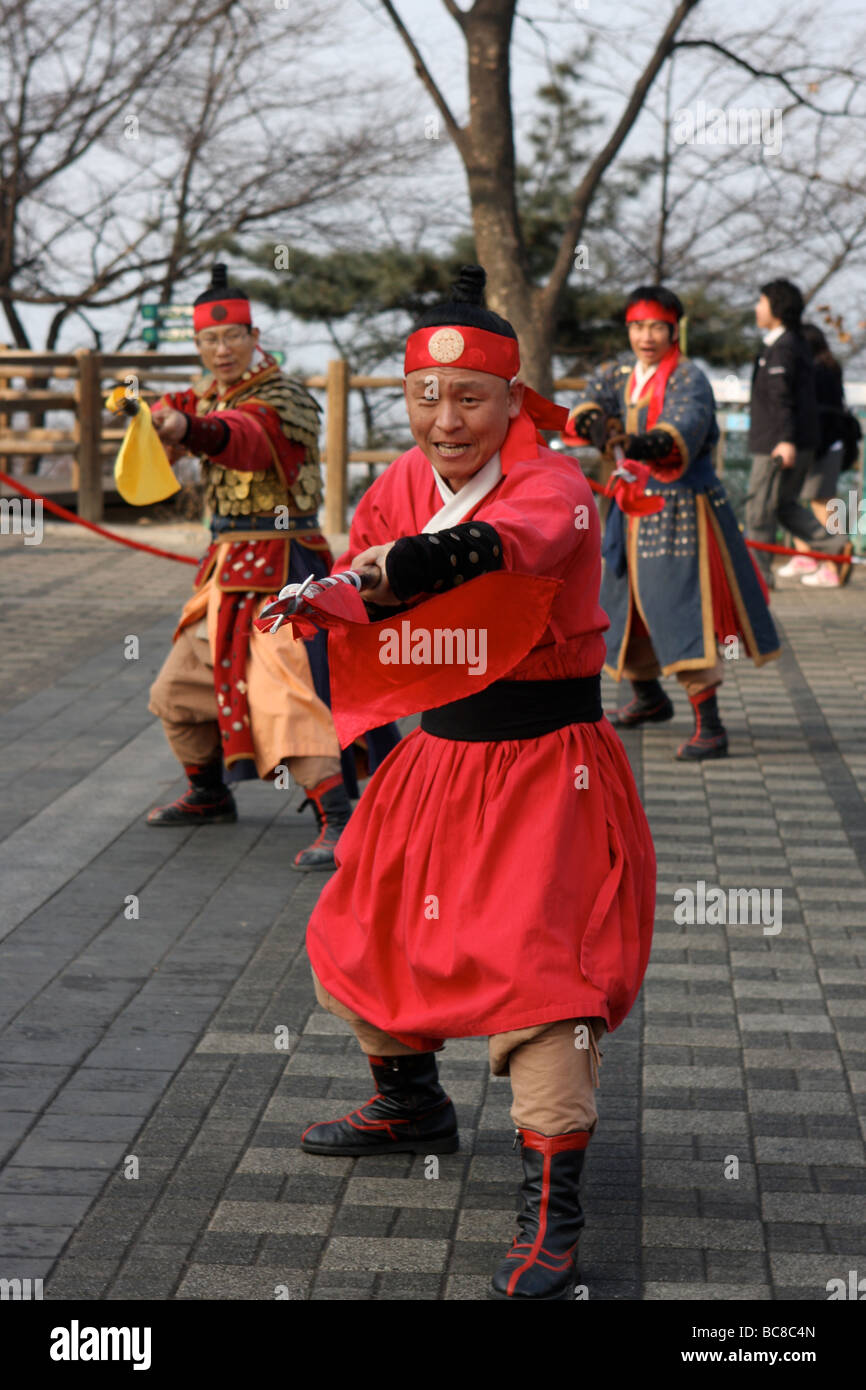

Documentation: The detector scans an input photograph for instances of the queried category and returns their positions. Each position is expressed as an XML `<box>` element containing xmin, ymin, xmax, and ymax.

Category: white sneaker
<box><xmin>802</xmin><ymin>562</ymin><xmax>841</xmax><ymax>588</ymax></box>
<box><xmin>777</xmin><ymin>554</ymin><xmax>818</xmax><ymax>578</ymax></box>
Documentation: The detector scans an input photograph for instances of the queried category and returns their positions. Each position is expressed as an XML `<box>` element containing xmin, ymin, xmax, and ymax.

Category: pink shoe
<box><xmin>777</xmin><ymin>554</ymin><xmax>817</xmax><ymax>578</ymax></box>
<box><xmin>802</xmin><ymin>562</ymin><xmax>841</xmax><ymax>588</ymax></box>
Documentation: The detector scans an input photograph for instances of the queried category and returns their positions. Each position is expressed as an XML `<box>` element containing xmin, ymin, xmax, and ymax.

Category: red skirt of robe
<box><xmin>306</xmin><ymin>713</ymin><xmax>656</xmax><ymax>1046</ymax></box>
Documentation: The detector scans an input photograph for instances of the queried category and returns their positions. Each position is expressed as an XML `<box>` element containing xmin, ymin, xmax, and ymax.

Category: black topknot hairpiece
<box><xmin>194</xmin><ymin>261</ymin><xmax>249</xmax><ymax>306</ymax></box>
<box><xmin>450</xmin><ymin>265</ymin><xmax>487</xmax><ymax>306</ymax></box>
<box><xmin>409</xmin><ymin>262</ymin><xmax>516</xmax><ymax>340</ymax></box>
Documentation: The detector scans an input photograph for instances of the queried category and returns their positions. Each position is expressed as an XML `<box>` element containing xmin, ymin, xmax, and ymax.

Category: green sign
<box><xmin>141</xmin><ymin>303</ymin><xmax>195</xmax><ymax>343</ymax></box>
<box><xmin>141</xmin><ymin>302</ymin><xmax>194</xmax><ymax>322</ymax></box>
<box><xmin>158</xmin><ymin>326</ymin><xmax>195</xmax><ymax>342</ymax></box>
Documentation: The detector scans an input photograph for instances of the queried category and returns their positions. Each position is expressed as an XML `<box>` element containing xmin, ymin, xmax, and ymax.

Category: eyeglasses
<box><xmin>196</xmin><ymin>327</ymin><xmax>251</xmax><ymax>348</ymax></box>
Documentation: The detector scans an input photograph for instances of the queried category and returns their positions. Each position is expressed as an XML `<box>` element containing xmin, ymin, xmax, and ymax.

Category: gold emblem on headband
<box><xmin>427</xmin><ymin>328</ymin><xmax>465</xmax><ymax>363</ymax></box>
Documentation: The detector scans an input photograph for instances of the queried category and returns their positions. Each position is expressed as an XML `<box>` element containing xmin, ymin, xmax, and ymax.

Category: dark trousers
<box><xmin>745</xmin><ymin>450</ymin><xmax>845</xmax><ymax>579</ymax></box>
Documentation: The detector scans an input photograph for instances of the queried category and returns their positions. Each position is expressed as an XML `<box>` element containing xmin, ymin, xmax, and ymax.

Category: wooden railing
<box><xmin>0</xmin><ymin>347</ymin><xmax>587</xmax><ymax>529</ymax></box>
<box><xmin>1</xmin><ymin>348</ymin><xmax>862</xmax><ymax>535</ymax></box>
<box><xmin>0</xmin><ymin>349</ymin><xmax>203</xmax><ymax>522</ymax></box>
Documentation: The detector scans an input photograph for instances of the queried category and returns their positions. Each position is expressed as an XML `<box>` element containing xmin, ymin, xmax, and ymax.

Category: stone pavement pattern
<box><xmin>0</xmin><ymin>524</ymin><xmax>864</xmax><ymax>1301</ymax></box>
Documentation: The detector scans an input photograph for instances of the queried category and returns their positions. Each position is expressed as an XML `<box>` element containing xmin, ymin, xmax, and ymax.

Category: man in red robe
<box><xmin>289</xmin><ymin>267</ymin><xmax>656</xmax><ymax>1300</ymax></box>
<box><xmin>146</xmin><ymin>264</ymin><xmax>398</xmax><ymax>867</ymax></box>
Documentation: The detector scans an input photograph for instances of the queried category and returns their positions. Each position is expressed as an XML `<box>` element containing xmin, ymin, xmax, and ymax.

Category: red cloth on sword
<box><xmin>256</xmin><ymin>572</ymin><xmax>561</xmax><ymax>749</ymax></box>
<box><xmin>295</xmin><ymin>444</ymin><xmax>657</xmax><ymax>1047</ymax></box>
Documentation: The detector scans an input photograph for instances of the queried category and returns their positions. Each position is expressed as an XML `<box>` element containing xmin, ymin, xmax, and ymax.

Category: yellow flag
<box><xmin>105</xmin><ymin>385</ymin><xmax>182</xmax><ymax>506</ymax></box>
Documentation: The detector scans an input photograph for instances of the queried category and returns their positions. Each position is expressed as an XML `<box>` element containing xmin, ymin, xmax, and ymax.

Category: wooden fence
<box><xmin>0</xmin><ymin>348</ymin><xmax>586</xmax><ymax>531</ymax></box>
<box><xmin>1</xmin><ymin>348</ymin><xmax>862</xmax><ymax>536</ymax></box>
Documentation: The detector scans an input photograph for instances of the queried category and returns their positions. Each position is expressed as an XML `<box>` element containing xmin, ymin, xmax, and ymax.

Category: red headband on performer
<box><xmin>193</xmin><ymin>299</ymin><xmax>253</xmax><ymax>332</ymax></box>
<box><xmin>404</xmin><ymin>325</ymin><xmax>521</xmax><ymax>379</ymax></box>
<box><xmin>625</xmin><ymin>299</ymin><xmax>679</xmax><ymax>326</ymax></box>
<box><xmin>404</xmin><ymin>322</ymin><xmax>568</xmax><ymax>472</ymax></box>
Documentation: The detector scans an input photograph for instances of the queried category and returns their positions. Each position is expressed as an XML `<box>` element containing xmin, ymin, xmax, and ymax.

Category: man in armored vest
<box><xmin>146</xmin><ymin>264</ymin><xmax>399</xmax><ymax>867</ymax></box>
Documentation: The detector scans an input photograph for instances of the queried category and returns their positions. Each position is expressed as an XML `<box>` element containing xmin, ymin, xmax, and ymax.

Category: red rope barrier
<box><xmin>0</xmin><ymin>470</ymin><xmax>198</xmax><ymax>566</ymax></box>
<box><xmin>582</xmin><ymin>474</ymin><xmax>860</xmax><ymax>567</ymax></box>
<box><xmin>1</xmin><ymin>466</ymin><xmax>858</xmax><ymax>572</ymax></box>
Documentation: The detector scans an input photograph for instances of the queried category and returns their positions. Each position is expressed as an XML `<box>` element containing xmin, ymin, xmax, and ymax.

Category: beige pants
<box><xmin>313</xmin><ymin>970</ymin><xmax>605</xmax><ymax>1136</ymax></box>
<box><xmin>622</xmin><ymin>629</ymin><xmax>724</xmax><ymax>698</ymax></box>
<box><xmin>149</xmin><ymin>624</ymin><xmax>340</xmax><ymax>788</ymax></box>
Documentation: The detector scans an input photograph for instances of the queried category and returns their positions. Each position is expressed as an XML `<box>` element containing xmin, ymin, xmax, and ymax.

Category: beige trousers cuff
<box><xmin>622</xmin><ymin>630</ymin><xmax>724</xmax><ymax>697</ymax></box>
<box><xmin>311</xmin><ymin>968</ymin><xmax>605</xmax><ymax>1137</ymax></box>
<box><xmin>150</xmin><ymin>629</ymin><xmax>340</xmax><ymax>786</ymax></box>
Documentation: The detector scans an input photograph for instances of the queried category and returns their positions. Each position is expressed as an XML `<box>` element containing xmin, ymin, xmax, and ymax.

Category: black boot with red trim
<box><xmin>676</xmin><ymin>687</ymin><xmax>728</xmax><ymax>761</ymax></box>
<box><xmin>490</xmin><ymin>1128</ymin><xmax>589</xmax><ymax>1301</ymax></box>
<box><xmin>609</xmin><ymin>678</ymin><xmax>674</xmax><ymax>729</ymax></box>
<box><xmin>300</xmin><ymin>1052</ymin><xmax>459</xmax><ymax>1156</ymax></box>
<box><xmin>292</xmin><ymin>773</ymin><xmax>353</xmax><ymax>871</ymax></box>
<box><xmin>147</xmin><ymin>761</ymin><xmax>237</xmax><ymax>825</ymax></box>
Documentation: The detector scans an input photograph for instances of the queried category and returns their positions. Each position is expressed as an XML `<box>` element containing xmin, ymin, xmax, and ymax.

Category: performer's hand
<box><xmin>606</xmin><ymin>429</ymin><xmax>629</xmax><ymax>454</ymax></box>
<box><xmin>352</xmin><ymin>543</ymin><xmax>401</xmax><ymax>607</ymax></box>
<box><xmin>581</xmin><ymin>409</ymin><xmax>608</xmax><ymax>452</ymax></box>
<box><xmin>773</xmin><ymin>442</ymin><xmax>796</xmax><ymax>469</ymax></box>
<box><xmin>151</xmin><ymin>408</ymin><xmax>189</xmax><ymax>445</ymax></box>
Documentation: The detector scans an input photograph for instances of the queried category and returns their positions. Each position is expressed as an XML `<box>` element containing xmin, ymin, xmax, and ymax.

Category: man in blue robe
<box><xmin>566</xmin><ymin>286</ymin><xmax>780</xmax><ymax>760</ymax></box>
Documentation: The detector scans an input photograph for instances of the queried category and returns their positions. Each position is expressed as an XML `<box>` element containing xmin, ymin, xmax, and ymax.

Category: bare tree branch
<box><xmin>540</xmin><ymin>0</ymin><xmax>702</xmax><ymax>322</ymax></box>
<box><xmin>377</xmin><ymin>0</ymin><xmax>467</xmax><ymax>150</ymax></box>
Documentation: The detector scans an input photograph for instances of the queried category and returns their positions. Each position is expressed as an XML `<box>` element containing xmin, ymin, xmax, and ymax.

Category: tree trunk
<box><xmin>460</xmin><ymin>3</ymin><xmax>555</xmax><ymax>391</ymax></box>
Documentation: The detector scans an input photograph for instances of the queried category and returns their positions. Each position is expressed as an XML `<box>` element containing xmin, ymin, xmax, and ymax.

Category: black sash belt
<box><xmin>420</xmin><ymin>675</ymin><xmax>603</xmax><ymax>742</ymax></box>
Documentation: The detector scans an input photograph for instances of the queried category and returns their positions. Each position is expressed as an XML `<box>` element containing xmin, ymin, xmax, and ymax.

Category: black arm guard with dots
<box><xmin>385</xmin><ymin>521</ymin><xmax>503</xmax><ymax>601</ymax></box>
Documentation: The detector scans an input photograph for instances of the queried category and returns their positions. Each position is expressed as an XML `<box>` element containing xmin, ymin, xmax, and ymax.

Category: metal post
<box><xmin>324</xmin><ymin>358</ymin><xmax>349</xmax><ymax>536</ymax></box>
<box><xmin>74</xmin><ymin>348</ymin><xmax>103</xmax><ymax>521</ymax></box>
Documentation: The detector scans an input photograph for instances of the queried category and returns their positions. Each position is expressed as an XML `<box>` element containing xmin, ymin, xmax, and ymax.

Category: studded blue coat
<box><xmin>569</xmin><ymin>356</ymin><xmax>781</xmax><ymax>678</ymax></box>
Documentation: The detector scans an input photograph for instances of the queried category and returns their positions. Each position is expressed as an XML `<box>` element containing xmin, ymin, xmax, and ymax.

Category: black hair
<box><xmin>624</xmin><ymin>285</ymin><xmax>683</xmax><ymax>341</ymax></box>
<box><xmin>760</xmin><ymin>278</ymin><xmax>804</xmax><ymax>331</ymax></box>
<box><xmin>801</xmin><ymin>321</ymin><xmax>841</xmax><ymax>374</ymax></box>
<box><xmin>409</xmin><ymin>264</ymin><xmax>517</xmax><ymax>339</ymax></box>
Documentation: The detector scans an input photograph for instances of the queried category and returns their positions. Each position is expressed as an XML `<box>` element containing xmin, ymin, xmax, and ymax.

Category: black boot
<box><xmin>676</xmin><ymin>687</ymin><xmax>728</xmax><ymax>760</ymax></box>
<box><xmin>300</xmin><ymin>1052</ymin><xmax>459</xmax><ymax>1156</ymax></box>
<box><xmin>147</xmin><ymin>761</ymin><xmax>237</xmax><ymax>825</ymax></box>
<box><xmin>609</xmin><ymin>678</ymin><xmax>674</xmax><ymax>729</ymax></box>
<box><xmin>292</xmin><ymin>774</ymin><xmax>352</xmax><ymax>871</ymax></box>
<box><xmin>490</xmin><ymin>1128</ymin><xmax>590</xmax><ymax>1301</ymax></box>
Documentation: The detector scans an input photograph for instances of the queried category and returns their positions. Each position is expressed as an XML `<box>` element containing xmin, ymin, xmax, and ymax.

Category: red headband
<box><xmin>625</xmin><ymin>299</ymin><xmax>679</xmax><ymax>326</ymax></box>
<box><xmin>405</xmin><ymin>324</ymin><xmax>520</xmax><ymax>379</ymax></box>
<box><xmin>193</xmin><ymin>299</ymin><xmax>252</xmax><ymax>332</ymax></box>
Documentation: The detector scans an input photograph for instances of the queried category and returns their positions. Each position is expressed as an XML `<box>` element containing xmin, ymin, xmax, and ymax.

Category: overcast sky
<box><xmin>17</xmin><ymin>0</ymin><xmax>866</xmax><ymax>380</ymax></box>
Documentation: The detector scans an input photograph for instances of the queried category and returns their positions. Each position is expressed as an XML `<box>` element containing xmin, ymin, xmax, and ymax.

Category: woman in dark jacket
<box><xmin>778</xmin><ymin>323</ymin><xmax>847</xmax><ymax>586</ymax></box>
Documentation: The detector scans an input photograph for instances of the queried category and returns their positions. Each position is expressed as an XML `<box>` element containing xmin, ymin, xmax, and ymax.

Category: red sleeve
<box><xmin>475</xmin><ymin>462</ymin><xmax>598</xmax><ymax>579</ymax></box>
<box><xmin>649</xmin><ymin>451</ymin><xmax>683</xmax><ymax>482</ymax></box>
<box><xmin>204</xmin><ymin>407</ymin><xmax>273</xmax><ymax>471</ymax></box>
<box><xmin>152</xmin><ymin>388</ymin><xmax>197</xmax><ymax>414</ymax></box>
<box><xmin>332</xmin><ymin>462</ymin><xmax>407</xmax><ymax>573</ymax></box>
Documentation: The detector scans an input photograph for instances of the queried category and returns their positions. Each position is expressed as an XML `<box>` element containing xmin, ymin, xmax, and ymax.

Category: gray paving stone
<box><xmin>177</xmin><ymin>1264</ymin><xmax>311</xmax><ymax>1299</ymax></box>
<box><xmin>769</xmin><ymin>1252</ymin><xmax>866</xmax><ymax>1289</ymax></box>
<box><xmin>754</xmin><ymin>1137</ymin><xmax>866</xmax><ymax>1165</ymax></box>
<box><xmin>321</xmin><ymin>1237</ymin><xmax>449</xmax><ymax>1272</ymax></box>
<box><xmin>5</xmin><ymin>558</ymin><xmax>865</xmax><ymax>1302</ymax></box>
<box><xmin>644</xmin><ymin>1281</ymin><xmax>771</xmax><ymax>1300</ymax></box>
<box><xmin>0</xmin><ymin>1224</ymin><xmax>74</xmax><ymax>1257</ymax></box>
<box><xmin>643</xmin><ymin>1217</ymin><xmax>765</xmax><ymax>1250</ymax></box>
<box><xmin>209</xmin><ymin>1201</ymin><xmax>332</xmax><ymax>1235</ymax></box>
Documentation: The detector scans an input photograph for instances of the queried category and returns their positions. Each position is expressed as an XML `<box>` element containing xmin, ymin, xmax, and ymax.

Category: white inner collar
<box><xmin>422</xmin><ymin>451</ymin><xmax>502</xmax><ymax>533</ymax></box>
